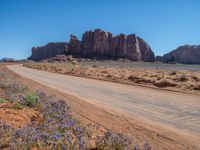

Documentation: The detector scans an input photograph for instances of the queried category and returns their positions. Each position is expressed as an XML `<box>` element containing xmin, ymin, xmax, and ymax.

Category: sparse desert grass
<box><xmin>25</xmin><ymin>93</ymin><xmax>39</xmax><ymax>107</ymax></box>
<box><xmin>0</xmin><ymin>98</ymin><xmax>6</xmax><ymax>103</ymax></box>
<box><xmin>24</xmin><ymin>62</ymin><xmax>200</xmax><ymax>94</ymax></box>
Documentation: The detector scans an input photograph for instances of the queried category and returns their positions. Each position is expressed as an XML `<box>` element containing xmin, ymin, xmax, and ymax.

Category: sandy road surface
<box><xmin>8</xmin><ymin>65</ymin><xmax>200</xmax><ymax>143</ymax></box>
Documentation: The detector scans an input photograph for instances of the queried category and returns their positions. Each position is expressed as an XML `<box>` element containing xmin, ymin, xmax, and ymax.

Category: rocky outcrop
<box><xmin>81</xmin><ymin>29</ymin><xmax>154</xmax><ymax>61</ymax></box>
<box><xmin>155</xmin><ymin>56</ymin><xmax>164</xmax><ymax>62</ymax></box>
<box><xmin>137</xmin><ymin>37</ymin><xmax>155</xmax><ymax>62</ymax></box>
<box><xmin>29</xmin><ymin>29</ymin><xmax>155</xmax><ymax>62</ymax></box>
<box><xmin>29</xmin><ymin>42</ymin><xmax>68</xmax><ymax>61</ymax></box>
<box><xmin>68</xmin><ymin>35</ymin><xmax>82</xmax><ymax>56</ymax></box>
<box><xmin>161</xmin><ymin>45</ymin><xmax>200</xmax><ymax>64</ymax></box>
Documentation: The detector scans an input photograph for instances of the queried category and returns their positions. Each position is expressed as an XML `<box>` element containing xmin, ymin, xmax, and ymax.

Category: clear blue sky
<box><xmin>0</xmin><ymin>0</ymin><xmax>200</xmax><ymax>59</ymax></box>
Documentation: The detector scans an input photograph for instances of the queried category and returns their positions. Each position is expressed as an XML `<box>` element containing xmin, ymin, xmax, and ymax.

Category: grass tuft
<box><xmin>25</xmin><ymin>93</ymin><xmax>39</xmax><ymax>107</ymax></box>
<box><xmin>0</xmin><ymin>98</ymin><xmax>6</xmax><ymax>103</ymax></box>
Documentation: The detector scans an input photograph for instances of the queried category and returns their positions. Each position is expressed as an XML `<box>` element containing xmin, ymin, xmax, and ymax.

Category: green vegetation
<box><xmin>12</xmin><ymin>103</ymin><xmax>24</xmax><ymax>110</ymax></box>
<box><xmin>0</xmin><ymin>98</ymin><xmax>6</xmax><ymax>103</ymax></box>
<box><xmin>25</xmin><ymin>93</ymin><xmax>39</xmax><ymax>107</ymax></box>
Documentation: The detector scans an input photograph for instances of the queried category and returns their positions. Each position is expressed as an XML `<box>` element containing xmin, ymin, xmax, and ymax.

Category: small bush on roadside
<box><xmin>191</xmin><ymin>75</ymin><xmax>200</xmax><ymax>82</ymax></box>
<box><xmin>25</xmin><ymin>93</ymin><xmax>39</xmax><ymax>107</ymax></box>
<box><xmin>0</xmin><ymin>98</ymin><xmax>6</xmax><ymax>103</ymax></box>
<box><xmin>128</xmin><ymin>75</ymin><xmax>140</xmax><ymax>81</ymax></box>
<box><xmin>71</xmin><ymin>61</ymin><xmax>78</xmax><ymax>65</ymax></box>
<box><xmin>12</xmin><ymin>103</ymin><xmax>24</xmax><ymax>110</ymax></box>
<box><xmin>154</xmin><ymin>79</ymin><xmax>177</xmax><ymax>88</ymax></box>
<box><xmin>178</xmin><ymin>74</ymin><xmax>188</xmax><ymax>82</ymax></box>
<box><xmin>169</xmin><ymin>70</ymin><xmax>177</xmax><ymax>75</ymax></box>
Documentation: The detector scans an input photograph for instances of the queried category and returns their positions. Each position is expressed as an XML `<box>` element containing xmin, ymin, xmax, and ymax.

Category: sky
<box><xmin>0</xmin><ymin>0</ymin><xmax>200</xmax><ymax>60</ymax></box>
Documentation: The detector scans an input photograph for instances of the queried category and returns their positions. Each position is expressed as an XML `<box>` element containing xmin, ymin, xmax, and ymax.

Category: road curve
<box><xmin>8</xmin><ymin>65</ymin><xmax>200</xmax><ymax>138</ymax></box>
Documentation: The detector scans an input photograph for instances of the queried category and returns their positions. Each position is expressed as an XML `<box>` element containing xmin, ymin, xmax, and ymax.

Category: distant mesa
<box><xmin>28</xmin><ymin>29</ymin><xmax>155</xmax><ymax>62</ymax></box>
<box><xmin>0</xmin><ymin>58</ymin><xmax>15</xmax><ymax>62</ymax></box>
<box><xmin>156</xmin><ymin>45</ymin><xmax>200</xmax><ymax>64</ymax></box>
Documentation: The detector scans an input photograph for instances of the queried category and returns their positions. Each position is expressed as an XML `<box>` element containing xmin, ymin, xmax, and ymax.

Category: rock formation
<box><xmin>68</xmin><ymin>35</ymin><xmax>82</xmax><ymax>56</ymax></box>
<box><xmin>29</xmin><ymin>42</ymin><xmax>68</xmax><ymax>61</ymax></box>
<box><xmin>137</xmin><ymin>37</ymin><xmax>155</xmax><ymax>62</ymax></box>
<box><xmin>29</xmin><ymin>29</ymin><xmax>155</xmax><ymax>62</ymax></box>
<box><xmin>157</xmin><ymin>45</ymin><xmax>200</xmax><ymax>64</ymax></box>
<box><xmin>155</xmin><ymin>56</ymin><xmax>164</xmax><ymax>62</ymax></box>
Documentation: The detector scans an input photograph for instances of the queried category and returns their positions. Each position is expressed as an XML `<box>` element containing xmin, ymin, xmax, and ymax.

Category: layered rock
<box><xmin>29</xmin><ymin>29</ymin><xmax>155</xmax><ymax>62</ymax></box>
<box><xmin>137</xmin><ymin>37</ymin><xmax>155</xmax><ymax>62</ymax></box>
<box><xmin>68</xmin><ymin>35</ymin><xmax>82</xmax><ymax>56</ymax></box>
<box><xmin>29</xmin><ymin>42</ymin><xmax>68</xmax><ymax>61</ymax></box>
<box><xmin>161</xmin><ymin>45</ymin><xmax>200</xmax><ymax>64</ymax></box>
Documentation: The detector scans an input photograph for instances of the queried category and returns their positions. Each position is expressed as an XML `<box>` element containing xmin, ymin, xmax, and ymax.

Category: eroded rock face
<box><xmin>126</xmin><ymin>34</ymin><xmax>141</xmax><ymax>61</ymax></box>
<box><xmin>68</xmin><ymin>35</ymin><xmax>82</xmax><ymax>56</ymax></box>
<box><xmin>137</xmin><ymin>37</ymin><xmax>155</xmax><ymax>62</ymax></box>
<box><xmin>29</xmin><ymin>29</ymin><xmax>155</xmax><ymax>62</ymax></box>
<box><xmin>82</xmin><ymin>31</ymin><xmax>94</xmax><ymax>58</ymax></box>
<box><xmin>114</xmin><ymin>34</ymin><xmax>127</xmax><ymax>59</ymax></box>
<box><xmin>29</xmin><ymin>42</ymin><xmax>68</xmax><ymax>61</ymax></box>
<box><xmin>162</xmin><ymin>45</ymin><xmax>200</xmax><ymax>64</ymax></box>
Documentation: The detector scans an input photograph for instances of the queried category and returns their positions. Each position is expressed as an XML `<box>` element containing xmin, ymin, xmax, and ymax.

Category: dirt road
<box><xmin>8</xmin><ymin>65</ymin><xmax>200</xmax><ymax>148</ymax></box>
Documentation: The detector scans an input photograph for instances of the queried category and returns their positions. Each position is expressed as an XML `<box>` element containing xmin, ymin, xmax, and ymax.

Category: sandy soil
<box><xmin>24</xmin><ymin>62</ymin><xmax>200</xmax><ymax>95</ymax></box>
<box><xmin>0</xmin><ymin>102</ymin><xmax>43</xmax><ymax>128</ymax></box>
<box><xmin>8</xmin><ymin>64</ymin><xmax>200</xmax><ymax>150</ymax></box>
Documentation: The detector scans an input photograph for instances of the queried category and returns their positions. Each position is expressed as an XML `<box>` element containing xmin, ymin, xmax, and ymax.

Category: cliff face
<box><xmin>29</xmin><ymin>42</ymin><xmax>68</xmax><ymax>61</ymax></box>
<box><xmin>158</xmin><ymin>45</ymin><xmax>200</xmax><ymax>64</ymax></box>
<box><xmin>29</xmin><ymin>29</ymin><xmax>155</xmax><ymax>61</ymax></box>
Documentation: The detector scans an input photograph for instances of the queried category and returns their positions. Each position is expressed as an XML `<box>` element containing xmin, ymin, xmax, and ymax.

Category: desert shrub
<box><xmin>101</xmin><ymin>70</ymin><xmax>108</xmax><ymax>74</ymax></box>
<box><xmin>5</xmin><ymin>92</ymin><xmax>17</xmax><ymax>101</ymax></box>
<box><xmin>169</xmin><ymin>70</ymin><xmax>177</xmax><ymax>75</ymax></box>
<box><xmin>106</xmin><ymin>74</ymin><xmax>112</xmax><ymax>78</ymax></box>
<box><xmin>191</xmin><ymin>75</ymin><xmax>200</xmax><ymax>82</ymax></box>
<box><xmin>0</xmin><ymin>122</ymin><xmax>14</xmax><ymax>148</ymax></box>
<box><xmin>95</xmin><ymin>131</ymin><xmax>130</xmax><ymax>150</ymax></box>
<box><xmin>71</xmin><ymin>60</ymin><xmax>78</xmax><ymax>65</ymax></box>
<box><xmin>128</xmin><ymin>75</ymin><xmax>140</xmax><ymax>81</ymax></box>
<box><xmin>12</xmin><ymin>103</ymin><xmax>24</xmax><ymax>110</ymax></box>
<box><xmin>92</xmin><ymin>65</ymin><xmax>98</xmax><ymax>68</ymax></box>
<box><xmin>143</xmin><ymin>141</ymin><xmax>152</xmax><ymax>150</ymax></box>
<box><xmin>25</xmin><ymin>93</ymin><xmax>39</xmax><ymax>107</ymax></box>
<box><xmin>154</xmin><ymin>79</ymin><xmax>177</xmax><ymax>87</ymax></box>
<box><xmin>0</xmin><ymin>98</ymin><xmax>6</xmax><ymax>103</ymax></box>
<box><xmin>178</xmin><ymin>74</ymin><xmax>188</xmax><ymax>81</ymax></box>
<box><xmin>193</xmin><ymin>85</ymin><xmax>200</xmax><ymax>90</ymax></box>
